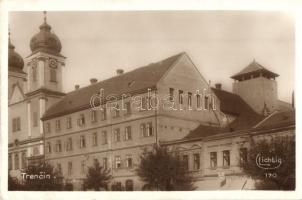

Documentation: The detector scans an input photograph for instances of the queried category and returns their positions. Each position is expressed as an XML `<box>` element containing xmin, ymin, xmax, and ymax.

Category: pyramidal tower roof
<box><xmin>231</xmin><ymin>59</ymin><xmax>279</xmax><ymax>80</ymax></box>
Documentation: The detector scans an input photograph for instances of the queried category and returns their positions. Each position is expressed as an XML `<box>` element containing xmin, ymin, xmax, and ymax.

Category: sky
<box><xmin>9</xmin><ymin>11</ymin><xmax>295</xmax><ymax>102</ymax></box>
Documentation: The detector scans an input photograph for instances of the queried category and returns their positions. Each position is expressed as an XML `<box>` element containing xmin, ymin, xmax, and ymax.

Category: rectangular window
<box><xmin>146</xmin><ymin>122</ymin><xmax>153</xmax><ymax>137</ymax></box>
<box><xmin>179</xmin><ymin>90</ymin><xmax>183</xmax><ymax>104</ymax></box>
<box><xmin>169</xmin><ymin>88</ymin><xmax>174</xmax><ymax>101</ymax></box>
<box><xmin>101</xmin><ymin>131</ymin><xmax>108</xmax><ymax>144</ymax></box>
<box><xmin>77</xmin><ymin>114</ymin><xmax>85</xmax><ymax>127</ymax></box>
<box><xmin>91</xmin><ymin>110</ymin><xmax>97</xmax><ymax>123</ymax></box>
<box><xmin>124</xmin><ymin>101</ymin><xmax>131</xmax><ymax>115</ymax></box>
<box><xmin>66</xmin><ymin>138</ymin><xmax>72</xmax><ymax>151</ymax></box>
<box><xmin>188</xmin><ymin>92</ymin><xmax>192</xmax><ymax>108</ymax></box>
<box><xmin>50</xmin><ymin>69</ymin><xmax>57</xmax><ymax>82</ymax></box>
<box><xmin>210</xmin><ymin>96</ymin><xmax>216</xmax><ymax>110</ymax></box>
<box><xmin>204</xmin><ymin>96</ymin><xmax>209</xmax><ymax>110</ymax></box>
<box><xmin>115</xmin><ymin>156</ymin><xmax>122</xmax><ymax>168</ymax></box>
<box><xmin>103</xmin><ymin>157</ymin><xmax>108</xmax><ymax>170</ymax></box>
<box><xmin>80</xmin><ymin>135</ymin><xmax>86</xmax><ymax>148</ymax></box>
<box><xmin>8</xmin><ymin>154</ymin><xmax>12</xmax><ymax>170</ymax></box>
<box><xmin>21</xmin><ymin>151</ymin><xmax>26</xmax><ymax>169</ymax></box>
<box><xmin>193</xmin><ymin>153</ymin><xmax>200</xmax><ymax>170</ymax></box>
<box><xmin>126</xmin><ymin>155</ymin><xmax>133</xmax><ymax>168</ymax></box>
<box><xmin>66</xmin><ymin>117</ymin><xmax>72</xmax><ymax>129</ymax></box>
<box><xmin>81</xmin><ymin>161</ymin><xmax>86</xmax><ymax>174</ymax></box>
<box><xmin>125</xmin><ymin>126</ymin><xmax>132</xmax><ymax>140</ymax></box>
<box><xmin>68</xmin><ymin>161</ymin><xmax>72</xmax><ymax>176</ymax></box>
<box><xmin>223</xmin><ymin>150</ymin><xmax>230</xmax><ymax>167</ymax></box>
<box><xmin>182</xmin><ymin>155</ymin><xmax>189</xmax><ymax>170</ymax></box>
<box><xmin>92</xmin><ymin>132</ymin><xmax>98</xmax><ymax>146</ymax></box>
<box><xmin>113</xmin><ymin>104</ymin><xmax>120</xmax><ymax>118</ymax></box>
<box><xmin>12</xmin><ymin>117</ymin><xmax>21</xmax><ymax>132</ymax></box>
<box><xmin>45</xmin><ymin>122</ymin><xmax>51</xmax><ymax>133</ymax></box>
<box><xmin>240</xmin><ymin>148</ymin><xmax>248</xmax><ymax>167</ymax></box>
<box><xmin>141</xmin><ymin>97</ymin><xmax>147</xmax><ymax>111</ymax></box>
<box><xmin>56</xmin><ymin>140</ymin><xmax>62</xmax><ymax>152</ymax></box>
<box><xmin>114</xmin><ymin>128</ymin><xmax>121</xmax><ymax>142</ymax></box>
<box><xmin>33</xmin><ymin>112</ymin><xmax>38</xmax><ymax>127</ymax></box>
<box><xmin>46</xmin><ymin>142</ymin><xmax>52</xmax><ymax>153</ymax></box>
<box><xmin>101</xmin><ymin>108</ymin><xmax>107</xmax><ymax>121</ymax></box>
<box><xmin>210</xmin><ymin>152</ymin><xmax>217</xmax><ymax>169</ymax></box>
<box><xmin>32</xmin><ymin>66</ymin><xmax>37</xmax><ymax>82</ymax></box>
<box><xmin>55</xmin><ymin>120</ymin><xmax>61</xmax><ymax>131</ymax></box>
<box><xmin>196</xmin><ymin>94</ymin><xmax>201</xmax><ymax>109</ymax></box>
<box><xmin>140</xmin><ymin>123</ymin><xmax>146</xmax><ymax>137</ymax></box>
<box><xmin>14</xmin><ymin>153</ymin><xmax>19</xmax><ymax>170</ymax></box>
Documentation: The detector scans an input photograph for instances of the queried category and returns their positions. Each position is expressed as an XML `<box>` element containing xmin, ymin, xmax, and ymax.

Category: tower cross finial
<box><xmin>43</xmin><ymin>11</ymin><xmax>47</xmax><ymax>23</ymax></box>
<box><xmin>8</xmin><ymin>26</ymin><xmax>11</xmax><ymax>42</ymax></box>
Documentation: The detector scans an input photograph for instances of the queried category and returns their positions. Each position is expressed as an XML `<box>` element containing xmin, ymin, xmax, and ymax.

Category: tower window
<box><xmin>50</xmin><ymin>69</ymin><xmax>57</xmax><ymax>82</ymax></box>
<box><xmin>33</xmin><ymin>112</ymin><xmax>38</xmax><ymax>127</ymax></box>
<box><xmin>32</xmin><ymin>66</ymin><xmax>37</xmax><ymax>82</ymax></box>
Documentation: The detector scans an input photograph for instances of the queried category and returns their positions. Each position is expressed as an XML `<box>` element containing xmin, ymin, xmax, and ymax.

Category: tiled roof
<box><xmin>231</xmin><ymin>60</ymin><xmax>279</xmax><ymax>80</ymax></box>
<box><xmin>254</xmin><ymin>110</ymin><xmax>295</xmax><ymax>130</ymax></box>
<box><xmin>42</xmin><ymin>52</ymin><xmax>184</xmax><ymax>120</ymax></box>
<box><xmin>184</xmin><ymin>88</ymin><xmax>264</xmax><ymax>140</ymax></box>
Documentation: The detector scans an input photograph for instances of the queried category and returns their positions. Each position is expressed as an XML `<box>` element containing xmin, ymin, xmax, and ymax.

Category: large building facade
<box><xmin>8</xmin><ymin>13</ymin><xmax>295</xmax><ymax>191</ymax></box>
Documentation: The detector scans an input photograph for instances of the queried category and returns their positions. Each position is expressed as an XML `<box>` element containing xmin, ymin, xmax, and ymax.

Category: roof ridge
<box><xmin>66</xmin><ymin>52</ymin><xmax>185</xmax><ymax>95</ymax></box>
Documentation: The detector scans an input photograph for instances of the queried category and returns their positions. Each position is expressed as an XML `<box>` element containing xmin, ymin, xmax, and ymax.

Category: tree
<box><xmin>83</xmin><ymin>159</ymin><xmax>111</xmax><ymax>191</ymax></box>
<box><xmin>8</xmin><ymin>173</ymin><xmax>24</xmax><ymax>190</ymax></box>
<box><xmin>137</xmin><ymin>145</ymin><xmax>195</xmax><ymax>191</ymax></box>
<box><xmin>22</xmin><ymin>162</ymin><xmax>64</xmax><ymax>191</ymax></box>
<box><xmin>243</xmin><ymin>135</ymin><xmax>295</xmax><ymax>190</ymax></box>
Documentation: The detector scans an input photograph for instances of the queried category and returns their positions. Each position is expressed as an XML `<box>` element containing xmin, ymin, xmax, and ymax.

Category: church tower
<box><xmin>231</xmin><ymin>60</ymin><xmax>279</xmax><ymax>115</ymax></box>
<box><xmin>24</xmin><ymin>12</ymin><xmax>65</xmax><ymax>163</ymax></box>
<box><xmin>8</xmin><ymin>31</ymin><xmax>26</xmax><ymax>101</ymax></box>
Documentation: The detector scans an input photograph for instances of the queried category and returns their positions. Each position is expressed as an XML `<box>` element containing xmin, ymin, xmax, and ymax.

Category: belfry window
<box><xmin>50</xmin><ymin>69</ymin><xmax>57</xmax><ymax>82</ymax></box>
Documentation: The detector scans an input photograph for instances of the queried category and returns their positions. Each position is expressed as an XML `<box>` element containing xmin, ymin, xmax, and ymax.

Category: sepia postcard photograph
<box><xmin>1</xmin><ymin>1</ymin><xmax>302</xmax><ymax>200</ymax></box>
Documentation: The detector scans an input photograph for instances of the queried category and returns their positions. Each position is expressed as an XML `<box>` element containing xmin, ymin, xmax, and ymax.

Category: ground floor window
<box><xmin>125</xmin><ymin>179</ymin><xmax>134</xmax><ymax>191</ymax></box>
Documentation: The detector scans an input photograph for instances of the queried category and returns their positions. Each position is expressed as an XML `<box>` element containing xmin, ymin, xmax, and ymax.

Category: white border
<box><xmin>1</xmin><ymin>1</ymin><xmax>302</xmax><ymax>200</ymax></box>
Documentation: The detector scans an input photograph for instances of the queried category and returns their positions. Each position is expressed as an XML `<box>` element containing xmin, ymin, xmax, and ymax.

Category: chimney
<box><xmin>75</xmin><ymin>85</ymin><xmax>80</xmax><ymax>90</ymax></box>
<box><xmin>90</xmin><ymin>78</ymin><xmax>98</xmax><ymax>84</ymax></box>
<box><xmin>116</xmin><ymin>69</ymin><xmax>124</xmax><ymax>76</ymax></box>
<box><xmin>215</xmin><ymin>83</ymin><xmax>222</xmax><ymax>90</ymax></box>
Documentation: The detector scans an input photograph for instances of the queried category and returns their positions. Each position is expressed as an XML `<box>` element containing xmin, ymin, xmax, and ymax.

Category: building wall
<box><xmin>233</xmin><ymin>77</ymin><xmax>278</xmax><ymax>114</ymax></box>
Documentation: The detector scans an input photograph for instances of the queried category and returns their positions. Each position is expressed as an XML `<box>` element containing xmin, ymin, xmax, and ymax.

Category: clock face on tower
<box><xmin>49</xmin><ymin>58</ymin><xmax>58</xmax><ymax>69</ymax></box>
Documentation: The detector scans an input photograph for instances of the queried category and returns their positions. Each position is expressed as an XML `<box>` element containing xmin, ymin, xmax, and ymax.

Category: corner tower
<box><xmin>231</xmin><ymin>60</ymin><xmax>279</xmax><ymax>115</ymax></box>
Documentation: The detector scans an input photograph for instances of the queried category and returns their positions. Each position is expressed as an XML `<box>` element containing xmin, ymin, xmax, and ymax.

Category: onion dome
<box><xmin>8</xmin><ymin>33</ymin><xmax>24</xmax><ymax>71</ymax></box>
<box><xmin>29</xmin><ymin>11</ymin><xmax>62</xmax><ymax>55</ymax></box>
